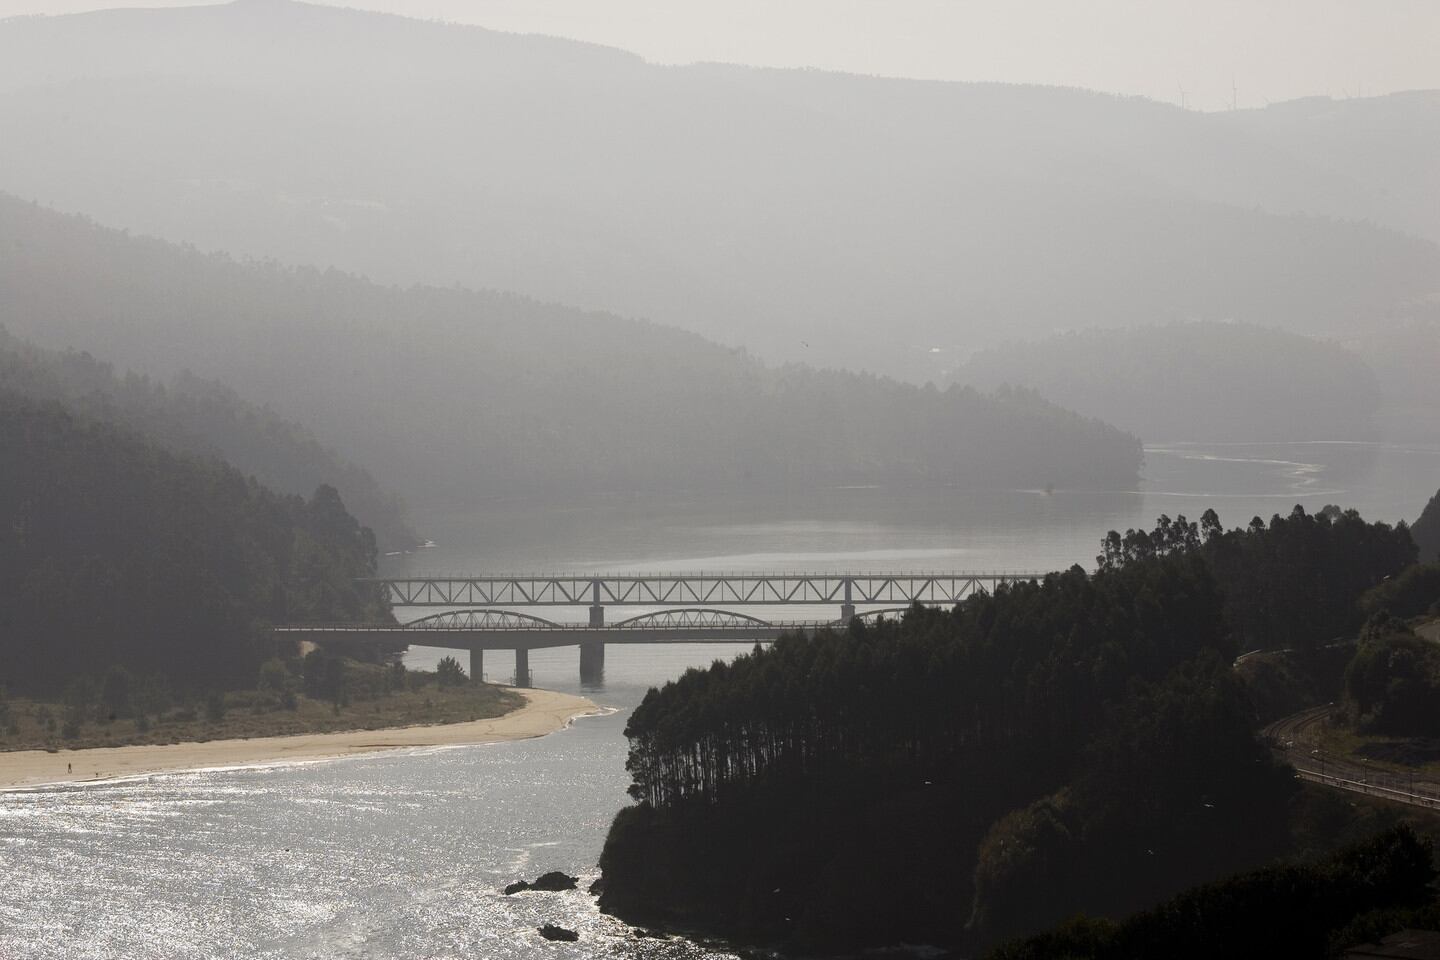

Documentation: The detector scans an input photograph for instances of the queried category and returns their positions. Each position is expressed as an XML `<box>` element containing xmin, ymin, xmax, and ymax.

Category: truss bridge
<box><xmin>274</xmin><ymin>571</ymin><xmax>1041</xmax><ymax>686</ymax></box>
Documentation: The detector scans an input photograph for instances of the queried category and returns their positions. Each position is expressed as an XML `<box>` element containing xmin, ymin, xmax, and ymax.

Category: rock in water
<box><xmin>502</xmin><ymin>881</ymin><xmax>530</xmax><ymax>895</ymax></box>
<box><xmin>530</xmin><ymin>871</ymin><xmax>579</xmax><ymax>891</ymax></box>
<box><xmin>538</xmin><ymin>924</ymin><xmax>579</xmax><ymax>942</ymax></box>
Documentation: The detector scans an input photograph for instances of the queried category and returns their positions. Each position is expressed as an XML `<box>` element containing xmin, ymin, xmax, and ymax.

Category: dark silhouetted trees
<box><xmin>1415</xmin><ymin>488</ymin><xmax>1440</xmax><ymax>563</ymax></box>
<box><xmin>988</xmin><ymin>827</ymin><xmax>1436</xmax><ymax>960</ymax></box>
<box><xmin>0</xmin><ymin>393</ymin><xmax>389</xmax><ymax>694</ymax></box>
<box><xmin>600</xmin><ymin>507</ymin><xmax>1415</xmax><ymax>952</ymax></box>
<box><xmin>1100</xmin><ymin>505</ymin><xmax>1415</xmax><ymax>653</ymax></box>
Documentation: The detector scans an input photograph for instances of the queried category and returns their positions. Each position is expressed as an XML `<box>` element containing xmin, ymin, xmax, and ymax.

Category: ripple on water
<box><xmin>0</xmin><ymin>712</ymin><xmax>741</xmax><ymax>959</ymax></box>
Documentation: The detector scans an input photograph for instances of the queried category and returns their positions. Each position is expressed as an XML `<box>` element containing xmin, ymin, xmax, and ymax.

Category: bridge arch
<box><xmin>844</xmin><ymin>606</ymin><xmax>940</xmax><ymax>625</ymax></box>
<box><xmin>611</xmin><ymin>608</ymin><xmax>776</xmax><ymax>629</ymax></box>
<box><xmin>403</xmin><ymin>609</ymin><xmax>562</xmax><ymax>630</ymax></box>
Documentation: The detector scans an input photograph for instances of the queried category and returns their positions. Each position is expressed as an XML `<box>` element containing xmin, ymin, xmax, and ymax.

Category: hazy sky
<box><xmin>3</xmin><ymin>0</ymin><xmax>1438</xmax><ymax>111</ymax></box>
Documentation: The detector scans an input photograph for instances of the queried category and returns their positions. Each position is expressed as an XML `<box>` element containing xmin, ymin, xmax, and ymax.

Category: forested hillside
<box><xmin>1416</xmin><ymin>488</ymin><xmax>1440</xmax><ymax>563</ymax></box>
<box><xmin>598</xmin><ymin>506</ymin><xmax>1416</xmax><ymax>953</ymax></box>
<box><xmin>990</xmin><ymin>827</ymin><xmax>1439</xmax><ymax>960</ymax></box>
<box><xmin>956</xmin><ymin>322</ymin><xmax>1382</xmax><ymax>441</ymax></box>
<box><xmin>0</xmin><ymin>392</ymin><xmax>389</xmax><ymax>693</ymax></box>
<box><xmin>0</xmin><ymin>196</ymin><xmax>1143</xmax><ymax>503</ymax></box>
<box><xmin>1215</xmin><ymin>91</ymin><xmax>1440</xmax><ymax>244</ymax></box>
<box><xmin>0</xmin><ymin>1</ymin><xmax>1436</xmax><ymax>381</ymax></box>
<box><xmin>0</xmin><ymin>328</ymin><xmax>416</xmax><ymax>549</ymax></box>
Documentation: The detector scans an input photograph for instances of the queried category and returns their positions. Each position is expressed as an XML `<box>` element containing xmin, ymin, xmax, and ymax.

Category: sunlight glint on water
<box><xmin>2</xmin><ymin>441</ymin><xmax>1437</xmax><ymax>958</ymax></box>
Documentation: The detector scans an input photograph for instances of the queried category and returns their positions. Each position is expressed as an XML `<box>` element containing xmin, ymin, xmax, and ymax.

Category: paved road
<box><xmin>1264</xmin><ymin>706</ymin><xmax>1440</xmax><ymax>811</ymax></box>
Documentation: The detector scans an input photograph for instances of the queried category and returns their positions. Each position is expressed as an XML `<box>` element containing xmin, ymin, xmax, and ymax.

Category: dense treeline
<box><xmin>0</xmin><ymin>327</ymin><xmax>417</xmax><ymax>551</ymax></box>
<box><xmin>0</xmin><ymin>196</ymin><xmax>1144</xmax><ymax>502</ymax></box>
<box><xmin>0</xmin><ymin>392</ymin><xmax>389</xmax><ymax>694</ymax></box>
<box><xmin>1362</xmin><ymin>563</ymin><xmax>1440</xmax><ymax>622</ymax></box>
<box><xmin>1343</xmin><ymin>614</ymin><xmax>1440</xmax><ymax>737</ymax></box>
<box><xmin>1099</xmin><ymin>505</ymin><xmax>1416</xmax><ymax>654</ymax></box>
<box><xmin>599</xmin><ymin>506</ymin><xmax>1416</xmax><ymax>952</ymax></box>
<box><xmin>1416</xmin><ymin>487</ymin><xmax>1440</xmax><ymax>562</ymax></box>
<box><xmin>987</xmin><ymin>827</ymin><xmax>1437</xmax><ymax>960</ymax></box>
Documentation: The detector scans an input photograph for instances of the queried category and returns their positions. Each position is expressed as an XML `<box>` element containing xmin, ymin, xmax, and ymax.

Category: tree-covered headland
<box><xmin>598</xmin><ymin>506</ymin><xmax>1418</xmax><ymax>953</ymax></box>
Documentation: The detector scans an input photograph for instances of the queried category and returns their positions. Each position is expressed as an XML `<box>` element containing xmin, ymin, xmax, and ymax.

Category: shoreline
<box><xmin>0</xmin><ymin>687</ymin><xmax>601</xmax><ymax>790</ymax></box>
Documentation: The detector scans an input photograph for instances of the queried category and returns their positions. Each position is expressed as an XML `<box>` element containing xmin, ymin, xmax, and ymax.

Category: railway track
<box><xmin>1263</xmin><ymin>706</ymin><xmax>1440</xmax><ymax>810</ymax></box>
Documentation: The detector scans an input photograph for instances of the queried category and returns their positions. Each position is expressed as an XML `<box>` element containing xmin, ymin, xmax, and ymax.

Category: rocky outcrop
<box><xmin>503</xmin><ymin>871</ymin><xmax>579</xmax><ymax>895</ymax></box>
<box><xmin>531</xmin><ymin>871</ymin><xmax>579</xmax><ymax>891</ymax></box>
<box><xmin>538</xmin><ymin>924</ymin><xmax>579</xmax><ymax>942</ymax></box>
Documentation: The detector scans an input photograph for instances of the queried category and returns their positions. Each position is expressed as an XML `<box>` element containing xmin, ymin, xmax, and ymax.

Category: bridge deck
<box><xmin>365</xmin><ymin>571</ymin><xmax>1041</xmax><ymax>606</ymax></box>
<box><xmin>273</xmin><ymin>622</ymin><xmax>832</xmax><ymax>648</ymax></box>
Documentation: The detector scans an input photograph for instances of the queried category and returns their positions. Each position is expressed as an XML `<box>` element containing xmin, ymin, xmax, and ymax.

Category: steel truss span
<box><xmin>366</xmin><ymin>572</ymin><xmax>1041</xmax><ymax>607</ymax></box>
<box><xmin>611</xmin><ymin>608</ymin><xmax>774</xmax><ymax>629</ymax></box>
<box><xmin>405</xmin><ymin>610</ymin><xmax>563</xmax><ymax>630</ymax></box>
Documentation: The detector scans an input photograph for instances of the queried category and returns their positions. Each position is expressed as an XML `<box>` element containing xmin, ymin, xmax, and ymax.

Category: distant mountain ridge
<box><xmin>0</xmin><ymin>0</ymin><xmax>1435</xmax><ymax>381</ymax></box>
<box><xmin>0</xmin><ymin>194</ymin><xmax>1143</xmax><ymax>504</ymax></box>
<box><xmin>955</xmin><ymin>323</ymin><xmax>1384</xmax><ymax>442</ymax></box>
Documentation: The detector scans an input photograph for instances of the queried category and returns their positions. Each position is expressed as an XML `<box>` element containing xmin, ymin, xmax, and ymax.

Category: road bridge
<box><xmin>277</xmin><ymin>571</ymin><xmax>1041</xmax><ymax>686</ymax></box>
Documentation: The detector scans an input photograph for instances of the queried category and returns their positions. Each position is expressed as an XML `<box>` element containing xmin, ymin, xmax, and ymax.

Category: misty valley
<box><xmin>2</xmin><ymin>2</ymin><xmax>1440</xmax><ymax>958</ymax></box>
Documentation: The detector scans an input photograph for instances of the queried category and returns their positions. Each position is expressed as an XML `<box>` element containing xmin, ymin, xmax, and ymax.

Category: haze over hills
<box><xmin>0</xmin><ymin>327</ymin><xmax>418</xmax><ymax>549</ymax></box>
<box><xmin>0</xmin><ymin>195</ymin><xmax>1143</xmax><ymax>506</ymax></box>
<box><xmin>955</xmin><ymin>323</ymin><xmax>1384</xmax><ymax>442</ymax></box>
<box><xmin>0</xmin><ymin>0</ymin><xmax>1436</xmax><ymax>381</ymax></box>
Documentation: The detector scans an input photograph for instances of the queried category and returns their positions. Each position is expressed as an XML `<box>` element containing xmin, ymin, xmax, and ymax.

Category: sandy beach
<box><xmin>0</xmin><ymin>687</ymin><xmax>600</xmax><ymax>790</ymax></box>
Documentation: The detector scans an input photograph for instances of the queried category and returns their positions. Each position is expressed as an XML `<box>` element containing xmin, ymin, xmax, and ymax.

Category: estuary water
<box><xmin>1</xmin><ymin>441</ymin><xmax>1437</xmax><ymax>958</ymax></box>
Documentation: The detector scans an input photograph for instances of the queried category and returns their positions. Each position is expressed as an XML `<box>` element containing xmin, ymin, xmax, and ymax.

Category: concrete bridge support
<box><xmin>579</xmin><ymin>640</ymin><xmax>605</xmax><ymax>685</ymax></box>
<box><xmin>583</xmin><ymin>589</ymin><xmax>605</xmax><ymax>684</ymax></box>
<box><xmin>514</xmin><ymin>647</ymin><xmax>530</xmax><ymax>688</ymax></box>
<box><xmin>469</xmin><ymin>645</ymin><xmax>483</xmax><ymax>682</ymax></box>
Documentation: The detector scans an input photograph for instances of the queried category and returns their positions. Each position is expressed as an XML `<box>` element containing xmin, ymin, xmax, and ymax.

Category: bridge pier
<box><xmin>469</xmin><ymin>645</ymin><xmax>483</xmax><ymax>682</ymax></box>
<box><xmin>514</xmin><ymin>648</ymin><xmax>530</xmax><ymax>688</ymax></box>
<box><xmin>580</xmin><ymin>640</ymin><xmax>605</xmax><ymax>685</ymax></box>
<box><xmin>840</xmin><ymin>603</ymin><xmax>855</xmax><ymax>622</ymax></box>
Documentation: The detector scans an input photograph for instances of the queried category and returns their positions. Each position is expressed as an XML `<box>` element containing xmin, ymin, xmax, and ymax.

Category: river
<box><xmin>1</xmin><ymin>441</ymin><xmax>1436</xmax><ymax>958</ymax></box>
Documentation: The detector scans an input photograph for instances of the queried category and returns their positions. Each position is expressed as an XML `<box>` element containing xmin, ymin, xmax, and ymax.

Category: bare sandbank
<box><xmin>0</xmin><ymin>687</ymin><xmax>600</xmax><ymax>790</ymax></box>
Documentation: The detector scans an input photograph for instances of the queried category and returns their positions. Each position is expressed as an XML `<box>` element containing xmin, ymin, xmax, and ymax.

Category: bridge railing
<box><xmin>361</xmin><ymin>571</ymin><xmax>1045</xmax><ymax>607</ymax></box>
<box><xmin>274</xmin><ymin>618</ymin><xmax>846</xmax><ymax>633</ymax></box>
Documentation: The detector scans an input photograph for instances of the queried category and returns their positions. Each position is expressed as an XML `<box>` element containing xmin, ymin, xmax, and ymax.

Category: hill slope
<box><xmin>0</xmin><ymin>391</ymin><xmax>387</xmax><ymax>692</ymax></box>
<box><xmin>0</xmin><ymin>328</ymin><xmax>417</xmax><ymax>549</ymax></box>
<box><xmin>0</xmin><ymin>196</ymin><xmax>1142</xmax><ymax>504</ymax></box>
<box><xmin>0</xmin><ymin>1</ymin><xmax>1436</xmax><ymax>380</ymax></box>
<box><xmin>956</xmin><ymin>323</ymin><xmax>1383</xmax><ymax>441</ymax></box>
